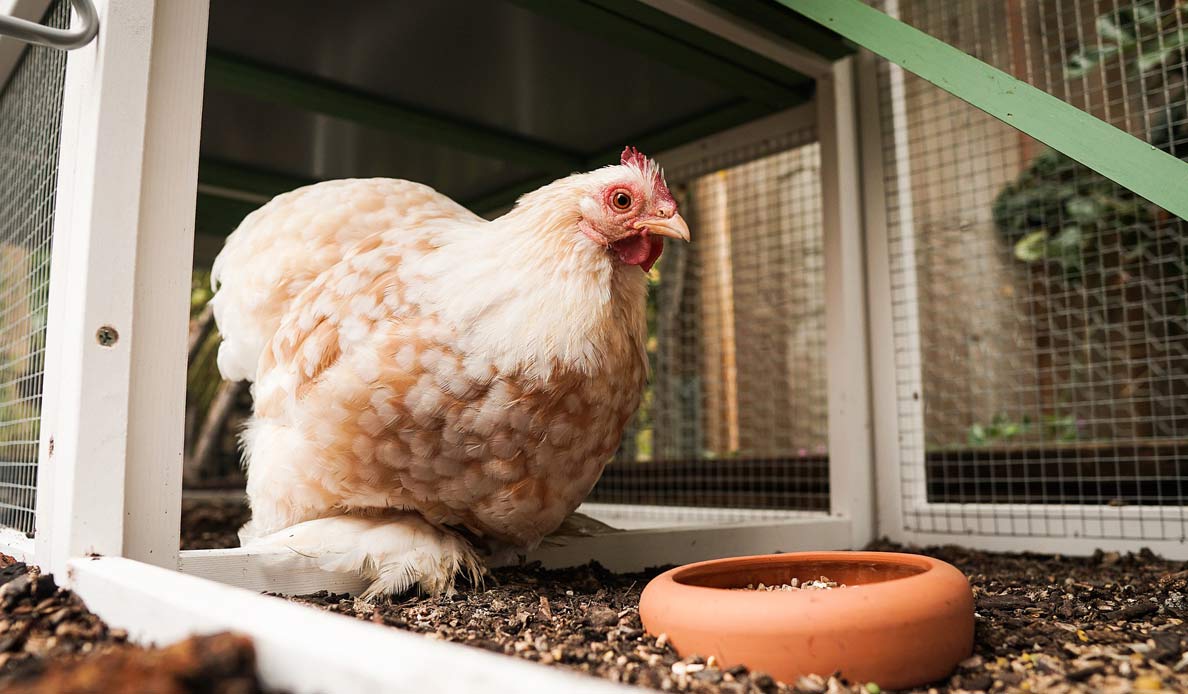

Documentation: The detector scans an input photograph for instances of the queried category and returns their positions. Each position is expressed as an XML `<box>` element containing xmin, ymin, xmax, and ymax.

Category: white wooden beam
<box><xmin>121</xmin><ymin>0</ymin><xmax>208</xmax><ymax>570</ymax></box>
<box><xmin>639</xmin><ymin>0</ymin><xmax>834</xmax><ymax>78</ymax></box>
<box><xmin>35</xmin><ymin>0</ymin><xmax>209</xmax><ymax>574</ymax></box>
<box><xmin>177</xmin><ymin>547</ymin><xmax>370</xmax><ymax>596</ymax></box>
<box><xmin>577</xmin><ymin>502</ymin><xmax>827</xmax><ymax>529</ymax></box>
<box><xmin>818</xmin><ymin>57</ymin><xmax>876</xmax><ymax>549</ymax></box>
<box><xmin>69</xmin><ymin>556</ymin><xmax>632</xmax><ymax>694</ymax></box>
<box><xmin>178</xmin><ymin>517</ymin><xmax>852</xmax><ymax>595</ymax></box>
<box><xmin>854</xmin><ymin>47</ymin><xmax>904</xmax><ymax>542</ymax></box>
<box><xmin>852</xmin><ymin>1</ymin><xmax>927</xmax><ymax>545</ymax></box>
<box><xmin>527</xmin><ymin>517</ymin><xmax>852</xmax><ymax>573</ymax></box>
<box><xmin>36</xmin><ymin>0</ymin><xmax>155</xmax><ymax>574</ymax></box>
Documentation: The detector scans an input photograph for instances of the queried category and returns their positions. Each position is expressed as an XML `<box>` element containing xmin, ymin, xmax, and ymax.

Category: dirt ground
<box><xmin>191</xmin><ymin>498</ymin><xmax>1188</xmax><ymax>693</ymax></box>
<box><xmin>181</xmin><ymin>495</ymin><xmax>251</xmax><ymax>550</ymax></box>
<box><xmin>293</xmin><ymin>543</ymin><xmax>1188</xmax><ymax>694</ymax></box>
<box><xmin>0</xmin><ymin>552</ymin><xmax>270</xmax><ymax>694</ymax></box>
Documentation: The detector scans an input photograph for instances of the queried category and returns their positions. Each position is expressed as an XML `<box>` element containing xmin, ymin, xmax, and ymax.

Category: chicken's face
<box><xmin>576</xmin><ymin>147</ymin><xmax>690</xmax><ymax>273</ymax></box>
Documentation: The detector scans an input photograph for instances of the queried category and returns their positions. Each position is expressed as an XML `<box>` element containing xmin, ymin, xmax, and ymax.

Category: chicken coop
<box><xmin>1</xmin><ymin>0</ymin><xmax>1187</xmax><ymax>690</ymax></box>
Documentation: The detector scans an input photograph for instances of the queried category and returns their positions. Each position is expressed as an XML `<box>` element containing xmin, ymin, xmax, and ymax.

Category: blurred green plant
<box><xmin>1065</xmin><ymin>2</ymin><xmax>1188</xmax><ymax>79</ymax></box>
<box><xmin>994</xmin><ymin>1</ymin><xmax>1188</xmax><ymax>281</ymax></box>
<box><xmin>967</xmin><ymin>412</ymin><xmax>1080</xmax><ymax>447</ymax></box>
<box><xmin>619</xmin><ymin>265</ymin><xmax>661</xmax><ymax>462</ymax></box>
<box><xmin>191</xmin><ymin>267</ymin><xmax>214</xmax><ymax>317</ymax></box>
<box><xmin>993</xmin><ymin>147</ymin><xmax>1155</xmax><ymax>278</ymax></box>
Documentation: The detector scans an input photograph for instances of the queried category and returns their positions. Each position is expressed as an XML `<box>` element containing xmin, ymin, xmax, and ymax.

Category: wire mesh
<box><xmin>872</xmin><ymin>0</ymin><xmax>1188</xmax><ymax>540</ymax></box>
<box><xmin>0</xmin><ymin>0</ymin><xmax>69</xmax><ymax>535</ymax></box>
<box><xmin>589</xmin><ymin>127</ymin><xmax>831</xmax><ymax>515</ymax></box>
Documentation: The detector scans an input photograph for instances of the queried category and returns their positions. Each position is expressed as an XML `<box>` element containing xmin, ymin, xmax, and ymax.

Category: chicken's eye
<box><xmin>611</xmin><ymin>191</ymin><xmax>632</xmax><ymax>211</ymax></box>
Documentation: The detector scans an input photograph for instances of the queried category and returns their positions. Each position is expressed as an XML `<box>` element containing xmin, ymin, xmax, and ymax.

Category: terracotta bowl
<box><xmin>639</xmin><ymin>552</ymin><xmax>974</xmax><ymax>690</ymax></box>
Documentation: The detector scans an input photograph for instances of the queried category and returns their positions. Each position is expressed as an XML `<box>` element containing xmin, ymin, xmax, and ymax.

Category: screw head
<box><xmin>96</xmin><ymin>325</ymin><xmax>118</xmax><ymax>347</ymax></box>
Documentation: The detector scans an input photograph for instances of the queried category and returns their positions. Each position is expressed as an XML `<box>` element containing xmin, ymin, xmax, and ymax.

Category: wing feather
<box><xmin>210</xmin><ymin>178</ymin><xmax>478</xmax><ymax>382</ymax></box>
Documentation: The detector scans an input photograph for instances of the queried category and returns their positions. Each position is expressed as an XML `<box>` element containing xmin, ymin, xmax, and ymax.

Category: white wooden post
<box><xmin>123</xmin><ymin>0</ymin><xmax>209</xmax><ymax>569</ymax></box>
<box><xmin>818</xmin><ymin>57</ymin><xmax>876</xmax><ymax>549</ymax></box>
<box><xmin>35</xmin><ymin>0</ymin><xmax>208</xmax><ymax>574</ymax></box>
<box><xmin>854</xmin><ymin>47</ymin><xmax>905</xmax><ymax>543</ymax></box>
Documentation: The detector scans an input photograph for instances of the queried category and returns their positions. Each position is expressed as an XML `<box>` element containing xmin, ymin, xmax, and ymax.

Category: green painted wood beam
<box><xmin>465</xmin><ymin>99</ymin><xmax>776</xmax><ymax>214</ymax></box>
<box><xmin>779</xmin><ymin>0</ymin><xmax>1188</xmax><ymax>220</ymax></box>
<box><xmin>205</xmin><ymin>50</ymin><xmax>584</xmax><ymax>171</ymax></box>
<box><xmin>198</xmin><ymin>158</ymin><xmax>316</xmax><ymax>198</ymax></box>
<box><xmin>704</xmin><ymin>0</ymin><xmax>853</xmax><ymax>61</ymax></box>
<box><xmin>506</xmin><ymin>0</ymin><xmax>810</xmax><ymax>109</ymax></box>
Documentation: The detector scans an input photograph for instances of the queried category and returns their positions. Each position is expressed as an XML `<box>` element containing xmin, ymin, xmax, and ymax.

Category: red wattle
<box><xmin>641</xmin><ymin>236</ymin><xmax>664</xmax><ymax>272</ymax></box>
<box><xmin>611</xmin><ymin>231</ymin><xmax>665</xmax><ymax>272</ymax></box>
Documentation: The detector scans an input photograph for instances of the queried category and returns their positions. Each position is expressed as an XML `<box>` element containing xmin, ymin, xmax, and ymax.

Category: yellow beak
<box><xmin>642</xmin><ymin>213</ymin><xmax>691</xmax><ymax>242</ymax></box>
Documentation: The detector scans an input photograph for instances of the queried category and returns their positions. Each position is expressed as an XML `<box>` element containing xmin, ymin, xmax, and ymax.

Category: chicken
<box><xmin>210</xmin><ymin>147</ymin><xmax>689</xmax><ymax>597</ymax></box>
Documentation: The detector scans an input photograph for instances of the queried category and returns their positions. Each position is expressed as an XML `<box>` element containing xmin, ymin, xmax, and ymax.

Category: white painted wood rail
<box><xmin>176</xmin><ymin>514</ymin><xmax>852</xmax><ymax>595</ymax></box>
<box><xmin>70</xmin><ymin>555</ymin><xmax>633</xmax><ymax>694</ymax></box>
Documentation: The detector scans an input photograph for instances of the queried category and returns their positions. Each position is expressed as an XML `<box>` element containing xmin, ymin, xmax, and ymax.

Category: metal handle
<box><xmin>0</xmin><ymin>0</ymin><xmax>98</xmax><ymax>50</ymax></box>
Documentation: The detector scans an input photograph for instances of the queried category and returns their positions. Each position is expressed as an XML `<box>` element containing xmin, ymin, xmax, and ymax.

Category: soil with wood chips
<box><xmin>0</xmin><ymin>554</ymin><xmax>273</xmax><ymax>693</ymax></box>
<box><xmin>181</xmin><ymin>495</ymin><xmax>252</xmax><ymax>550</ymax></box>
<box><xmin>285</xmin><ymin>540</ymin><xmax>1188</xmax><ymax>694</ymax></box>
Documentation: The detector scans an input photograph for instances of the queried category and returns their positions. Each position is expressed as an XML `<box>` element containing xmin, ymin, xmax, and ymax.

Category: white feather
<box><xmin>244</xmin><ymin>513</ymin><xmax>483</xmax><ymax>599</ymax></box>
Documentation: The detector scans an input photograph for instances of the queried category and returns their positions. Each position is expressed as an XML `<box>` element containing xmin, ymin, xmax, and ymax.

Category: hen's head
<box><xmin>571</xmin><ymin>147</ymin><xmax>690</xmax><ymax>273</ymax></box>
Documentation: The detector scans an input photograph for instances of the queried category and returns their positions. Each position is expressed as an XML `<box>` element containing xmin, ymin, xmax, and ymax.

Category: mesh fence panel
<box><xmin>872</xmin><ymin>0</ymin><xmax>1188</xmax><ymax>539</ymax></box>
<box><xmin>0</xmin><ymin>0</ymin><xmax>69</xmax><ymax>535</ymax></box>
<box><xmin>590</xmin><ymin>126</ymin><xmax>831</xmax><ymax>514</ymax></box>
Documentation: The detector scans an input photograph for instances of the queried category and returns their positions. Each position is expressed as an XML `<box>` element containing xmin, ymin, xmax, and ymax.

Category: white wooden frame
<box><xmin>854</xmin><ymin>36</ymin><xmax>1188</xmax><ymax>559</ymax></box>
<box><xmin>35</xmin><ymin>0</ymin><xmax>208</xmax><ymax>574</ymax></box>
<box><xmin>818</xmin><ymin>56</ymin><xmax>876</xmax><ymax>550</ymax></box>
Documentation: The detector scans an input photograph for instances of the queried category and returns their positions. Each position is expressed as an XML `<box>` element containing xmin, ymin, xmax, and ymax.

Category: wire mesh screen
<box><xmin>0</xmin><ymin>0</ymin><xmax>70</xmax><ymax>535</ymax></box>
<box><xmin>873</xmin><ymin>0</ymin><xmax>1188</xmax><ymax>539</ymax></box>
<box><xmin>589</xmin><ymin>126</ymin><xmax>831</xmax><ymax>514</ymax></box>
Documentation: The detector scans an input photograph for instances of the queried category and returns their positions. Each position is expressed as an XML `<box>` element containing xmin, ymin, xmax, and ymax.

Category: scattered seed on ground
<box><xmin>741</xmin><ymin>577</ymin><xmax>844</xmax><ymax>591</ymax></box>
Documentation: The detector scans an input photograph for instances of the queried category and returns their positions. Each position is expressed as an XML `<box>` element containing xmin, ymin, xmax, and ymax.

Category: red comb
<box><xmin>621</xmin><ymin>146</ymin><xmax>649</xmax><ymax>168</ymax></box>
<box><xmin>620</xmin><ymin>145</ymin><xmax>675</xmax><ymax>207</ymax></box>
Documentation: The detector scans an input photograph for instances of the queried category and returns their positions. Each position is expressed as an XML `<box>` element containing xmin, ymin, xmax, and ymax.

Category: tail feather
<box><xmin>244</xmin><ymin>513</ymin><xmax>484</xmax><ymax>599</ymax></box>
